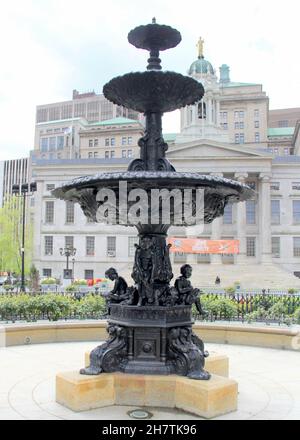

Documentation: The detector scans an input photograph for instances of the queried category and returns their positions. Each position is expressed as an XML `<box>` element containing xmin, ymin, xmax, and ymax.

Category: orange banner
<box><xmin>168</xmin><ymin>238</ymin><xmax>239</xmax><ymax>254</ymax></box>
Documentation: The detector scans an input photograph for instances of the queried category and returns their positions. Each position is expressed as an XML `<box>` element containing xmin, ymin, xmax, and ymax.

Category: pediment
<box><xmin>166</xmin><ymin>139</ymin><xmax>268</xmax><ymax>159</ymax></box>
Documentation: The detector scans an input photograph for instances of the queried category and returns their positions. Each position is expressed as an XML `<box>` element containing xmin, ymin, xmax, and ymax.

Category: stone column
<box><xmin>207</xmin><ymin>98</ymin><xmax>212</xmax><ymax>124</ymax></box>
<box><xmin>210</xmin><ymin>172</ymin><xmax>223</xmax><ymax>264</ymax></box>
<box><xmin>259</xmin><ymin>173</ymin><xmax>272</xmax><ymax>264</ymax></box>
<box><xmin>216</xmin><ymin>101</ymin><xmax>220</xmax><ymax>126</ymax></box>
<box><xmin>235</xmin><ymin>172</ymin><xmax>248</xmax><ymax>264</ymax></box>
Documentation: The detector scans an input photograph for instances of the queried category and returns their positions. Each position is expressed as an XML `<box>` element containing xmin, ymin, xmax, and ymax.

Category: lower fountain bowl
<box><xmin>52</xmin><ymin>171</ymin><xmax>253</xmax><ymax>226</ymax></box>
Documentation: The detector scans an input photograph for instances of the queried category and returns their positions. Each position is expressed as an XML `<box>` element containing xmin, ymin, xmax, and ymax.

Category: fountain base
<box><xmin>56</xmin><ymin>370</ymin><xmax>238</xmax><ymax>418</ymax></box>
<box><xmin>81</xmin><ymin>305</ymin><xmax>210</xmax><ymax>379</ymax></box>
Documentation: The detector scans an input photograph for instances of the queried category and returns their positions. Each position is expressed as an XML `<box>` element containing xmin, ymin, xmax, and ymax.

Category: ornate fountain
<box><xmin>53</xmin><ymin>19</ymin><xmax>252</xmax><ymax>380</ymax></box>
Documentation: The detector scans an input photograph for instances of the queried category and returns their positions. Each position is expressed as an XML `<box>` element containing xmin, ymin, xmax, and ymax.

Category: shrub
<box><xmin>41</xmin><ymin>277</ymin><xmax>57</xmax><ymax>285</ymax></box>
<box><xmin>294</xmin><ymin>308</ymin><xmax>300</xmax><ymax>324</ymax></box>
<box><xmin>288</xmin><ymin>288</ymin><xmax>297</xmax><ymax>295</ymax></box>
<box><xmin>225</xmin><ymin>286</ymin><xmax>236</xmax><ymax>294</ymax></box>
<box><xmin>200</xmin><ymin>296</ymin><xmax>238</xmax><ymax>320</ymax></box>
<box><xmin>73</xmin><ymin>294</ymin><xmax>106</xmax><ymax>319</ymax></box>
<box><xmin>245</xmin><ymin>307</ymin><xmax>268</xmax><ymax>323</ymax></box>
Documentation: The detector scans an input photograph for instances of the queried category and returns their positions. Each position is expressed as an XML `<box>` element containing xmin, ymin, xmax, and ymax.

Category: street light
<box><xmin>12</xmin><ymin>181</ymin><xmax>37</xmax><ymax>292</ymax></box>
<box><xmin>71</xmin><ymin>257</ymin><xmax>75</xmax><ymax>282</ymax></box>
<box><xmin>59</xmin><ymin>246</ymin><xmax>76</xmax><ymax>280</ymax></box>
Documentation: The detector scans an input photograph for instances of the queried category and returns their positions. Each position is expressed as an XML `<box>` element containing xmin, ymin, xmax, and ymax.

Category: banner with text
<box><xmin>168</xmin><ymin>238</ymin><xmax>239</xmax><ymax>254</ymax></box>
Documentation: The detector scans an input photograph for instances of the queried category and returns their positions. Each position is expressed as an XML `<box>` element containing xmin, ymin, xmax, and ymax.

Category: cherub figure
<box><xmin>174</xmin><ymin>264</ymin><xmax>204</xmax><ymax>315</ymax></box>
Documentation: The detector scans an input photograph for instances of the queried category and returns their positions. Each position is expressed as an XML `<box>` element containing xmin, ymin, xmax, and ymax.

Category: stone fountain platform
<box><xmin>56</xmin><ymin>351</ymin><xmax>236</xmax><ymax>419</ymax></box>
<box><xmin>56</xmin><ymin>371</ymin><xmax>237</xmax><ymax>419</ymax></box>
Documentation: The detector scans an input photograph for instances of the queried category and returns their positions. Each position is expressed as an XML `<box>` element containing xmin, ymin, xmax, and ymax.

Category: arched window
<box><xmin>198</xmin><ymin>102</ymin><xmax>206</xmax><ymax>119</ymax></box>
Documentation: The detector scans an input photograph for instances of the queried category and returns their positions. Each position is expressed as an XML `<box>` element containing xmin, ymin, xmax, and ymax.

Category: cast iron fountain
<box><xmin>53</xmin><ymin>19</ymin><xmax>252</xmax><ymax>380</ymax></box>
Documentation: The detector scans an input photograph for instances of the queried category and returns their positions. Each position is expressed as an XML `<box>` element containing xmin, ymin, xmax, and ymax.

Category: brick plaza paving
<box><xmin>0</xmin><ymin>340</ymin><xmax>299</xmax><ymax>420</ymax></box>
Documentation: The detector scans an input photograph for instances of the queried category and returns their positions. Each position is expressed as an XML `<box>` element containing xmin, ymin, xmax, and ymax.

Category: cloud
<box><xmin>0</xmin><ymin>0</ymin><xmax>300</xmax><ymax>160</ymax></box>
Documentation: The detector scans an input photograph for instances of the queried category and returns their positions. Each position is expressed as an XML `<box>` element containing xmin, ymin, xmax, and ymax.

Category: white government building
<box><xmin>29</xmin><ymin>42</ymin><xmax>300</xmax><ymax>289</ymax></box>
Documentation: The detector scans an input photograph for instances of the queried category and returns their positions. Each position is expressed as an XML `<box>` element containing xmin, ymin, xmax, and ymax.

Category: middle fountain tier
<box><xmin>53</xmin><ymin>19</ymin><xmax>253</xmax><ymax>379</ymax></box>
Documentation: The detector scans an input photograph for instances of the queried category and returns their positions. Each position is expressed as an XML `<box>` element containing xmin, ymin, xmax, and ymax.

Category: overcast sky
<box><xmin>0</xmin><ymin>0</ymin><xmax>299</xmax><ymax>161</ymax></box>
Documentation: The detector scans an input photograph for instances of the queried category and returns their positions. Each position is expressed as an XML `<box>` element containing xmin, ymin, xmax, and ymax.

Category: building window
<box><xmin>271</xmin><ymin>200</ymin><xmax>280</xmax><ymax>224</ymax></box>
<box><xmin>88</xmin><ymin>152</ymin><xmax>93</xmax><ymax>158</ymax></box>
<box><xmin>271</xmin><ymin>182</ymin><xmax>280</xmax><ymax>191</ymax></box>
<box><xmin>279</xmin><ymin>120</ymin><xmax>288</xmax><ymax>127</ymax></box>
<box><xmin>94</xmin><ymin>152</ymin><xmax>98</xmax><ymax>158</ymax></box>
<box><xmin>254</xmin><ymin>109</ymin><xmax>259</xmax><ymax>118</ymax></box>
<box><xmin>43</xmin><ymin>268</ymin><xmax>52</xmax><ymax>277</ymax></box>
<box><xmin>45</xmin><ymin>201</ymin><xmax>54</xmax><ymax>223</ymax></box>
<box><xmin>105</xmin><ymin>138</ymin><xmax>109</xmax><ymax>146</ymax></box>
<box><xmin>284</xmin><ymin>147</ymin><xmax>289</xmax><ymax>155</ymax></box>
<box><xmin>65</xmin><ymin>236</ymin><xmax>74</xmax><ymax>249</ymax></box>
<box><xmin>111</xmin><ymin>138</ymin><xmax>115</xmax><ymax>146</ymax></box>
<box><xmin>94</xmin><ymin>139</ymin><xmax>98</xmax><ymax>147</ymax></box>
<box><xmin>107</xmin><ymin>236</ymin><xmax>116</xmax><ymax>256</ymax></box>
<box><xmin>274</xmin><ymin>147</ymin><xmax>279</xmax><ymax>155</ymax></box>
<box><xmin>128</xmin><ymin>137</ymin><xmax>133</xmax><ymax>145</ymax></box>
<box><xmin>247</xmin><ymin>181</ymin><xmax>256</xmax><ymax>190</ymax></box>
<box><xmin>239</xmin><ymin>111</ymin><xmax>244</xmax><ymax>119</ymax></box>
<box><xmin>234</xmin><ymin>111</ymin><xmax>239</xmax><ymax>120</ymax></box>
<box><xmin>122</xmin><ymin>150</ymin><xmax>126</xmax><ymax>158</ymax></box>
<box><xmin>122</xmin><ymin>137</ymin><xmax>127</xmax><ymax>145</ymax></box>
<box><xmin>105</xmin><ymin>151</ymin><xmax>109</xmax><ymax>159</ymax></box>
<box><xmin>235</xmin><ymin>133</ymin><xmax>239</xmax><ymax>144</ymax></box>
<box><xmin>57</xmin><ymin>136</ymin><xmax>64</xmax><ymax>150</ymax></box>
<box><xmin>86</xmin><ymin>236</ymin><xmax>95</xmax><ymax>256</ymax></box>
<box><xmin>46</xmin><ymin>184</ymin><xmax>55</xmax><ymax>191</ymax></box>
<box><xmin>223</xmin><ymin>203</ymin><xmax>233</xmax><ymax>224</ymax></box>
<box><xmin>65</xmin><ymin>201</ymin><xmax>75</xmax><ymax>224</ymax></box>
<box><xmin>221</xmin><ymin>123</ymin><xmax>228</xmax><ymax>130</ymax></box>
<box><xmin>239</xmin><ymin>133</ymin><xmax>245</xmax><ymax>144</ymax></box>
<box><xmin>110</xmin><ymin>151</ymin><xmax>115</xmax><ymax>158</ymax></box>
<box><xmin>89</xmin><ymin>139</ymin><xmax>93</xmax><ymax>147</ymax></box>
<box><xmin>234</xmin><ymin>122</ymin><xmax>239</xmax><ymax>130</ymax></box>
<box><xmin>246</xmin><ymin>237</ymin><xmax>256</xmax><ymax>257</ymax></box>
<box><xmin>293</xmin><ymin>200</ymin><xmax>300</xmax><ymax>224</ymax></box>
<box><xmin>128</xmin><ymin>236</ymin><xmax>138</xmax><ymax>257</ymax></box>
<box><xmin>254</xmin><ymin>120</ymin><xmax>259</xmax><ymax>128</ymax></box>
<box><xmin>128</xmin><ymin>149</ymin><xmax>133</xmax><ymax>158</ymax></box>
<box><xmin>255</xmin><ymin>132</ymin><xmax>260</xmax><ymax>143</ymax></box>
<box><xmin>246</xmin><ymin>200</ymin><xmax>256</xmax><ymax>224</ymax></box>
<box><xmin>198</xmin><ymin>102</ymin><xmax>206</xmax><ymax>119</ymax></box>
<box><xmin>85</xmin><ymin>270</ymin><xmax>94</xmax><ymax>280</ymax></box>
<box><xmin>44</xmin><ymin>236</ymin><xmax>53</xmax><ymax>255</ymax></box>
<box><xmin>292</xmin><ymin>182</ymin><xmax>300</xmax><ymax>191</ymax></box>
<box><xmin>40</xmin><ymin>138</ymin><xmax>49</xmax><ymax>152</ymax></box>
<box><xmin>271</xmin><ymin>237</ymin><xmax>280</xmax><ymax>258</ymax></box>
<box><xmin>239</xmin><ymin>121</ymin><xmax>244</xmax><ymax>129</ymax></box>
<box><xmin>293</xmin><ymin>237</ymin><xmax>300</xmax><ymax>256</ymax></box>
<box><xmin>49</xmin><ymin>137</ymin><xmax>56</xmax><ymax>151</ymax></box>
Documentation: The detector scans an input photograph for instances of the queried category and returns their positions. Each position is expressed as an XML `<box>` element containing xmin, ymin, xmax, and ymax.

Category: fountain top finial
<box><xmin>152</xmin><ymin>17</ymin><xmax>156</xmax><ymax>24</ymax></box>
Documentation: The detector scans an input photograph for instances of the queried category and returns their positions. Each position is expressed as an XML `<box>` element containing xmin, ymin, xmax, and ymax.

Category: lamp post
<box><xmin>71</xmin><ymin>257</ymin><xmax>75</xmax><ymax>282</ymax></box>
<box><xmin>12</xmin><ymin>182</ymin><xmax>37</xmax><ymax>292</ymax></box>
<box><xmin>59</xmin><ymin>246</ymin><xmax>76</xmax><ymax>280</ymax></box>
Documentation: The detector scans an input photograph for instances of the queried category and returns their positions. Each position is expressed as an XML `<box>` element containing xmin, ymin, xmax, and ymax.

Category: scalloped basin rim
<box><xmin>52</xmin><ymin>171</ymin><xmax>253</xmax><ymax>201</ymax></box>
<box><xmin>103</xmin><ymin>71</ymin><xmax>204</xmax><ymax>113</ymax></box>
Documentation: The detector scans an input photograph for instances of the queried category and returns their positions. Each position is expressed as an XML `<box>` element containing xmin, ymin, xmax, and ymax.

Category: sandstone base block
<box><xmin>56</xmin><ymin>371</ymin><xmax>237</xmax><ymax>419</ymax></box>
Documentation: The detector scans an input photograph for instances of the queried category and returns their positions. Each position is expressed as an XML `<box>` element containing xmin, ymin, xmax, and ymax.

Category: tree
<box><xmin>0</xmin><ymin>196</ymin><xmax>33</xmax><ymax>275</ymax></box>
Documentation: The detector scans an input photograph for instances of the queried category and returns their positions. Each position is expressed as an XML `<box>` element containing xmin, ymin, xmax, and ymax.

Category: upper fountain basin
<box><xmin>103</xmin><ymin>71</ymin><xmax>204</xmax><ymax>113</ymax></box>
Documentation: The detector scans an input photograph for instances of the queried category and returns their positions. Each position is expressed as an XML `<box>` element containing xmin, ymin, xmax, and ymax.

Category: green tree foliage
<box><xmin>0</xmin><ymin>196</ymin><xmax>33</xmax><ymax>275</ymax></box>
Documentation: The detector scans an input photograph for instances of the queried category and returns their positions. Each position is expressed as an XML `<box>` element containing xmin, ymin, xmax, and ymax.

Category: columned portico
<box><xmin>259</xmin><ymin>173</ymin><xmax>272</xmax><ymax>263</ymax></box>
<box><xmin>235</xmin><ymin>172</ymin><xmax>248</xmax><ymax>264</ymax></box>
